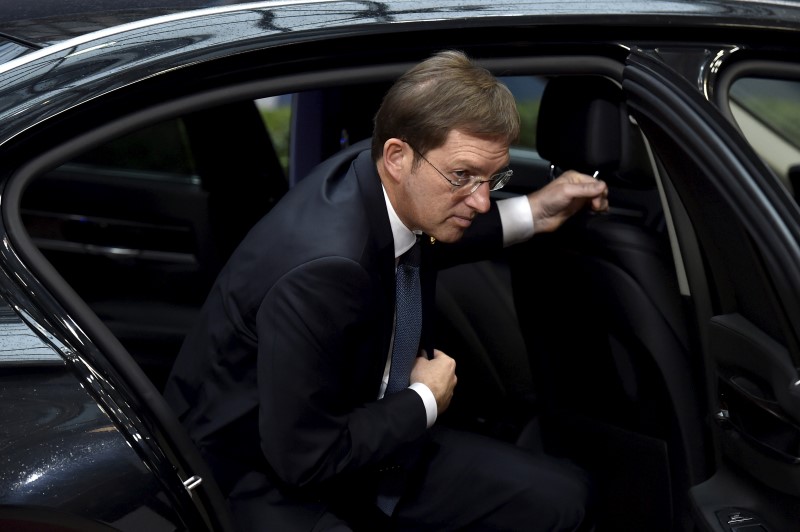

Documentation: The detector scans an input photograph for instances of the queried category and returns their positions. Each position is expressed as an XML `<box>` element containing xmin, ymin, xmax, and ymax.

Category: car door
<box><xmin>624</xmin><ymin>47</ymin><xmax>800</xmax><ymax>532</ymax></box>
<box><xmin>20</xmin><ymin>101</ymin><xmax>288</xmax><ymax>391</ymax></box>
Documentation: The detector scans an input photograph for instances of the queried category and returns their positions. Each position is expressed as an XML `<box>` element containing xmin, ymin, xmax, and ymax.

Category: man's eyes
<box><xmin>451</xmin><ymin>170</ymin><xmax>475</xmax><ymax>184</ymax></box>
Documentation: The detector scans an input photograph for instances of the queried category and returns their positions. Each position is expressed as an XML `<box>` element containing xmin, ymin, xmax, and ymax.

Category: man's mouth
<box><xmin>451</xmin><ymin>214</ymin><xmax>474</xmax><ymax>228</ymax></box>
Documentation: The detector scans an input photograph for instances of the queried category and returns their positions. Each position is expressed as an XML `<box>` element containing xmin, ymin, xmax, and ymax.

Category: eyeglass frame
<box><xmin>406</xmin><ymin>142</ymin><xmax>513</xmax><ymax>196</ymax></box>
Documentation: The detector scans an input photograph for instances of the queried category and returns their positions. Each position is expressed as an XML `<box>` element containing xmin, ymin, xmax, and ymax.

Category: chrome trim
<box><xmin>31</xmin><ymin>238</ymin><xmax>197</xmax><ymax>265</ymax></box>
<box><xmin>183</xmin><ymin>475</ymin><xmax>203</xmax><ymax>492</ymax></box>
<box><xmin>0</xmin><ymin>231</ymin><xmax>203</xmax><ymax>526</ymax></box>
<box><xmin>701</xmin><ymin>46</ymin><xmax>741</xmax><ymax>101</ymax></box>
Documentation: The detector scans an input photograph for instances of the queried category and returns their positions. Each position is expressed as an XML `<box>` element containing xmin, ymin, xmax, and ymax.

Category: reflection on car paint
<box><xmin>0</xmin><ymin>299</ymin><xmax>183</xmax><ymax>529</ymax></box>
<box><xmin>0</xmin><ymin>302</ymin><xmax>63</xmax><ymax>365</ymax></box>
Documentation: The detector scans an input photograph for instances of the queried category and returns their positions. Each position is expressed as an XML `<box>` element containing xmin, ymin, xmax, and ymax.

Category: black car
<box><xmin>1</xmin><ymin>1</ymin><xmax>800</xmax><ymax>530</ymax></box>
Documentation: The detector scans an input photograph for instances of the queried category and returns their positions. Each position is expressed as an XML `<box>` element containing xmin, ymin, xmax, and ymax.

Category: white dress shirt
<box><xmin>379</xmin><ymin>186</ymin><xmax>534</xmax><ymax>428</ymax></box>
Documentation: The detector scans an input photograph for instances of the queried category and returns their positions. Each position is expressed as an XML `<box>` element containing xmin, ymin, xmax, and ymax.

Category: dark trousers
<box><xmin>389</xmin><ymin>426</ymin><xmax>590</xmax><ymax>531</ymax></box>
<box><xmin>231</xmin><ymin>426</ymin><xmax>591</xmax><ymax>531</ymax></box>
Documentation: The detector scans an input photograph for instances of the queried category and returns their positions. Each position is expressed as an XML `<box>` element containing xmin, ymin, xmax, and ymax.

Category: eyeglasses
<box><xmin>409</xmin><ymin>145</ymin><xmax>513</xmax><ymax>196</ymax></box>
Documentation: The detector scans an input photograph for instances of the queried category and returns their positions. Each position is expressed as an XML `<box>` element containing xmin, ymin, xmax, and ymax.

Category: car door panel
<box><xmin>20</xmin><ymin>100</ymin><xmax>287</xmax><ymax>390</ymax></box>
<box><xmin>712</xmin><ymin>313</ymin><xmax>800</xmax><ymax>491</ymax></box>
<box><xmin>21</xmin><ymin>152</ymin><xmax>212</xmax><ymax>390</ymax></box>
<box><xmin>626</xmin><ymin>49</ymin><xmax>800</xmax><ymax>531</ymax></box>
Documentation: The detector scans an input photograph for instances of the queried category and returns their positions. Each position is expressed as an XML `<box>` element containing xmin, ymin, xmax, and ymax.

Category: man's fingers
<box><xmin>558</xmin><ymin>169</ymin><xmax>596</xmax><ymax>183</ymax></box>
<box><xmin>567</xmin><ymin>179</ymin><xmax>607</xmax><ymax>198</ymax></box>
<box><xmin>431</xmin><ymin>348</ymin><xmax>450</xmax><ymax>360</ymax></box>
<box><xmin>560</xmin><ymin>171</ymin><xmax>608</xmax><ymax>197</ymax></box>
<box><xmin>592</xmin><ymin>193</ymin><xmax>610</xmax><ymax>212</ymax></box>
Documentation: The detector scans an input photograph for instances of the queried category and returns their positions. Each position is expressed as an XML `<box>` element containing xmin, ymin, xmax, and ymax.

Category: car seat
<box><xmin>510</xmin><ymin>75</ymin><xmax>708</xmax><ymax>531</ymax></box>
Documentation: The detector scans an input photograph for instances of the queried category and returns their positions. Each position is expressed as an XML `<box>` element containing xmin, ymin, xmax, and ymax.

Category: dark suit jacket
<box><xmin>164</xmin><ymin>149</ymin><xmax>505</xmax><ymax>517</ymax></box>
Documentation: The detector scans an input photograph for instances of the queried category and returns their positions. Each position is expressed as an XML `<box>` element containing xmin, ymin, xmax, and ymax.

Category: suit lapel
<box><xmin>353</xmin><ymin>149</ymin><xmax>394</xmax><ymax>299</ymax></box>
<box><xmin>352</xmin><ymin>150</ymin><xmax>397</xmax><ymax>386</ymax></box>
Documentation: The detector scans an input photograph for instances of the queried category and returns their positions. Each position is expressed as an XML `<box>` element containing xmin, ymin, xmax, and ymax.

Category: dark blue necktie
<box><xmin>386</xmin><ymin>237</ymin><xmax>422</xmax><ymax>395</ymax></box>
<box><xmin>377</xmin><ymin>237</ymin><xmax>423</xmax><ymax>516</ymax></box>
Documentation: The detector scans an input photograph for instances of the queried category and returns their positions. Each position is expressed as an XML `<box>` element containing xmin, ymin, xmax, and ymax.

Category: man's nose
<box><xmin>464</xmin><ymin>182</ymin><xmax>491</xmax><ymax>213</ymax></box>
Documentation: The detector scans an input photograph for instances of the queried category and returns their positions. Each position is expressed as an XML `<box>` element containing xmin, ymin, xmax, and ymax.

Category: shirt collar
<box><xmin>382</xmin><ymin>184</ymin><xmax>419</xmax><ymax>259</ymax></box>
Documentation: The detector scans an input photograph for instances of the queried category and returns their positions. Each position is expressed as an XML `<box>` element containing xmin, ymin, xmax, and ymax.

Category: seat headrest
<box><xmin>536</xmin><ymin>76</ymin><xmax>654</xmax><ymax>189</ymax></box>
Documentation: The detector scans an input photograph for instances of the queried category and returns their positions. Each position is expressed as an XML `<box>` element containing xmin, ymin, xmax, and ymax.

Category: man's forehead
<box><xmin>437</xmin><ymin>134</ymin><xmax>510</xmax><ymax>168</ymax></box>
<box><xmin>442</xmin><ymin>130</ymin><xmax>508</xmax><ymax>150</ymax></box>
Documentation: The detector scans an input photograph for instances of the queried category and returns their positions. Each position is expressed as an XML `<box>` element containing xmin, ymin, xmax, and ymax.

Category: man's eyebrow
<box><xmin>450</xmin><ymin>158</ymin><xmax>489</xmax><ymax>173</ymax></box>
<box><xmin>449</xmin><ymin>153</ymin><xmax>510</xmax><ymax>174</ymax></box>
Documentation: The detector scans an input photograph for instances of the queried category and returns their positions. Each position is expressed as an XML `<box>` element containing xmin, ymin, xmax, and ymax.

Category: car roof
<box><xmin>0</xmin><ymin>0</ymin><xmax>220</xmax><ymax>49</ymax></box>
<box><xmin>2</xmin><ymin>0</ymin><xmax>800</xmax><ymax>149</ymax></box>
<box><xmin>2</xmin><ymin>0</ymin><xmax>800</xmax><ymax>50</ymax></box>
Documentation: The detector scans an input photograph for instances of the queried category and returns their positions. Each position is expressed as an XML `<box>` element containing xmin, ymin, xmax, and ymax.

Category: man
<box><xmin>164</xmin><ymin>50</ymin><xmax>608</xmax><ymax>531</ymax></box>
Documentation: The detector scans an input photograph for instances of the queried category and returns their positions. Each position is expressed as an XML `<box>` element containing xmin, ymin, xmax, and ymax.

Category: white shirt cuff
<box><xmin>497</xmin><ymin>195</ymin><xmax>534</xmax><ymax>247</ymax></box>
<box><xmin>408</xmin><ymin>382</ymin><xmax>437</xmax><ymax>428</ymax></box>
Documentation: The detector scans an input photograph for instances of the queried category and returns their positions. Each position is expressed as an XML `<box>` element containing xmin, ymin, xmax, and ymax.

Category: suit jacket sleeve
<box><xmin>256</xmin><ymin>255</ymin><xmax>427</xmax><ymax>488</ymax></box>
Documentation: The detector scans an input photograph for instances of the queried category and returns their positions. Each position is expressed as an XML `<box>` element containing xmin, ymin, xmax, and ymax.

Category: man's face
<box><xmin>400</xmin><ymin>130</ymin><xmax>510</xmax><ymax>243</ymax></box>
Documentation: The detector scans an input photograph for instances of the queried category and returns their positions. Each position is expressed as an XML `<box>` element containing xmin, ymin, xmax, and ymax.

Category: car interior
<box><xmin>8</xmin><ymin>44</ymin><xmax>800</xmax><ymax>531</ymax></box>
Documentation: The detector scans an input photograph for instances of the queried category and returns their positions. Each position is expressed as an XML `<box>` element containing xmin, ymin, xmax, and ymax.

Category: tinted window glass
<box><xmin>72</xmin><ymin>119</ymin><xmax>197</xmax><ymax>181</ymax></box>
<box><xmin>257</xmin><ymin>95</ymin><xmax>292</xmax><ymax>177</ymax></box>
<box><xmin>729</xmin><ymin>77</ymin><xmax>800</xmax><ymax>197</ymax></box>
<box><xmin>731</xmin><ymin>78</ymin><xmax>800</xmax><ymax>149</ymax></box>
<box><xmin>501</xmin><ymin>76</ymin><xmax>547</xmax><ymax>150</ymax></box>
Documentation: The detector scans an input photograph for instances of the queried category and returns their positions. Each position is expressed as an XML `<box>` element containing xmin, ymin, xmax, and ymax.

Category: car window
<box><xmin>729</xmin><ymin>77</ymin><xmax>800</xmax><ymax>198</ymax></box>
<box><xmin>500</xmin><ymin>75</ymin><xmax>547</xmax><ymax>150</ymax></box>
<box><xmin>71</xmin><ymin>118</ymin><xmax>199</xmax><ymax>183</ymax></box>
<box><xmin>20</xmin><ymin>99</ymin><xmax>290</xmax><ymax>389</ymax></box>
<box><xmin>280</xmin><ymin>76</ymin><xmax>547</xmax><ymax>189</ymax></box>
<box><xmin>257</xmin><ymin>95</ymin><xmax>292</xmax><ymax>178</ymax></box>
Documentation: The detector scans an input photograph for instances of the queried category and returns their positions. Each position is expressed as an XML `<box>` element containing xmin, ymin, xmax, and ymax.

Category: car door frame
<box><xmin>624</xmin><ymin>46</ymin><xmax>800</xmax><ymax>532</ymax></box>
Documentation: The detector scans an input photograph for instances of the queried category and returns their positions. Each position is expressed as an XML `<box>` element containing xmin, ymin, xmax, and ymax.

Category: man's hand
<box><xmin>528</xmin><ymin>170</ymin><xmax>609</xmax><ymax>233</ymax></box>
<box><xmin>410</xmin><ymin>349</ymin><xmax>457</xmax><ymax>415</ymax></box>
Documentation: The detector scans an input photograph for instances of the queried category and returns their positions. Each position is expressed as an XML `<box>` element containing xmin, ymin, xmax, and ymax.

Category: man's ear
<box><xmin>382</xmin><ymin>138</ymin><xmax>408</xmax><ymax>184</ymax></box>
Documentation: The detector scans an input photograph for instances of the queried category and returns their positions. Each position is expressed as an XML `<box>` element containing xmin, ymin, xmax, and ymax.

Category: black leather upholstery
<box><xmin>531</xmin><ymin>76</ymin><xmax>694</xmax><ymax>415</ymax></box>
<box><xmin>537</xmin><ymin>75</ymin><xmax>655</xmax><ymax>190</ymax></box>
<box><xmin>512</xmin><ymin>75</ymin><xmax>705</xmax><ymax>530</ymax></box>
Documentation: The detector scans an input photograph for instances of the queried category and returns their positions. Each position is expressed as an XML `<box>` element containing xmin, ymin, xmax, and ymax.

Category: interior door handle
<box><xmin>718</xmin><ymin>374</ymin><xmax>800</xmax><ymax>464</ymax></box>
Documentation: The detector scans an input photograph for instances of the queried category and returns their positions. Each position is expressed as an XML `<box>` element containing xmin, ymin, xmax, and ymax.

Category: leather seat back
<box><xmin>511</xmin><ymin>76</ymin><xmax>706</xmax><ymax>528</ymax></box>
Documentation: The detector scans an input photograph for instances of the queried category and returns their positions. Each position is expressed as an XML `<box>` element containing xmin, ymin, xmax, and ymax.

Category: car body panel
<box><xmin>1</xmin><ymin>0</ymin><xmax>800</xmax><ymax>49</ymax></box>
<box><xmin>0</xmin><ymin>300</ymin><xmax>186</xmax><ymax>529</ymax></box>
<box><xmin>2</xmin><ymin>0</ymin><xmax>800</xmax><ymax>149</ymax></box>
<box><xmin>2</xmin><ymin>1</ymin><xmax>800</xmax><ymax>531</ymax></box>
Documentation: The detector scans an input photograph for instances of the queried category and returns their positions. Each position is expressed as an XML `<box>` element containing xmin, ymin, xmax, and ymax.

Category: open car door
<box><xmin>625</xmin><ymin>48</ymin><xmax>800</xmax><ymax>532</ymax></box>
